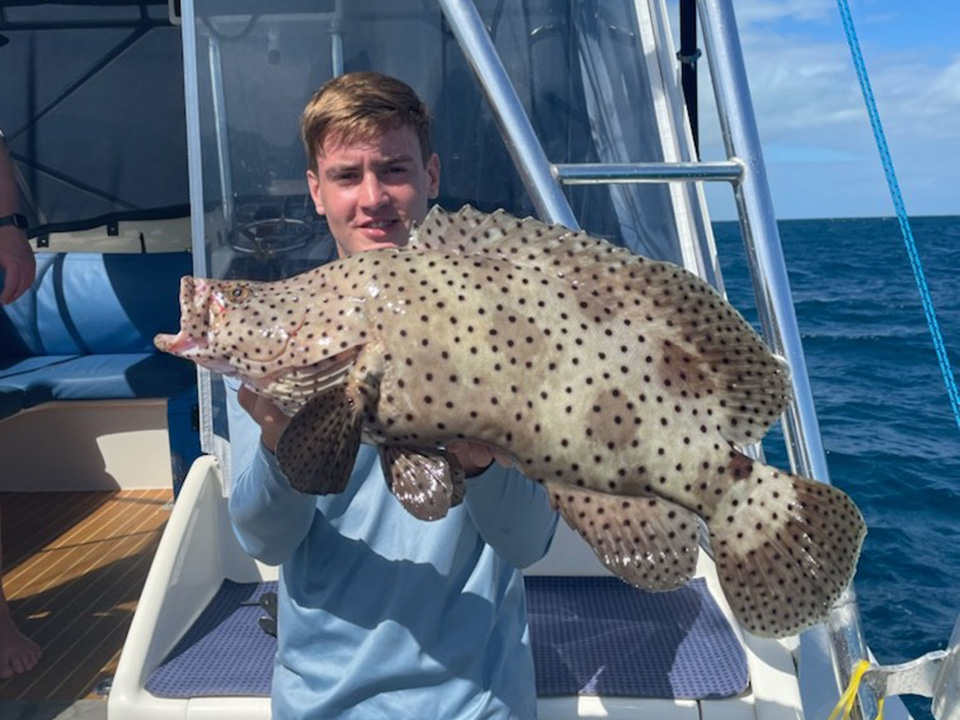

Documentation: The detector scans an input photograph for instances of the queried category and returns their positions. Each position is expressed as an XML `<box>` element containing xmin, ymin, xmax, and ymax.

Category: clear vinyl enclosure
<box><xmin>181</xmin><ymin>0</ymin><xmax>713</xmax><ymax>473</ymax></box>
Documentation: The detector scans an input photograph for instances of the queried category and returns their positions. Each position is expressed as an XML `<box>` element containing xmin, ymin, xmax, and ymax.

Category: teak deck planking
<box><xmin>0</xmin><ymin>490</ymin><xmax>172</xmax><ymax>701</ymax></box>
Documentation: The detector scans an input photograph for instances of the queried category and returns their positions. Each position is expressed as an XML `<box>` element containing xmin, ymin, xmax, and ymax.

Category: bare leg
<box><xmin>0</xmin><ymin>510</ymin><xmax>42</xmax><ymax>679</ymax></box>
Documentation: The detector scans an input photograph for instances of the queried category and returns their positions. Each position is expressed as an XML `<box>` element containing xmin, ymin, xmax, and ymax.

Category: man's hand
<box><xmin>237</xmin><ymin>385</ymin><xmax>290</xmax><ymax>453</ymax></box>
<box><xmin>447</xmin><ymin>440</ymin><xmax>514</xmax><ymax>476</ymax></box>
<box><xmin>0</xmin><ymin>227</ymin><xmax>36</xmax><ymax>305</ymax></box>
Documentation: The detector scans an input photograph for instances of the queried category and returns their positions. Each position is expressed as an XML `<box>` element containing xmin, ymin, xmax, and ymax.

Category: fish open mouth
<box><xmin>154</xmin><ymin>330</ymin><xmax>207</xmax><ymax>356</ymax></box>
<box><xmin>154</xmin><ymin>276</ymin><xmax>216</xmax><ymax>358</ymax></box>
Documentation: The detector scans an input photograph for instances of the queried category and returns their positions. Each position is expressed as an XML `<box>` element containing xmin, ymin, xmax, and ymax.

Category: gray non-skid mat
<box><xmin>145</xmin><ymin>581</ymin><xmax>277</xmax><ymax>698</ymax></box>
<box><xmin>526</xmin><ymin>576</ymin><xmax>748</xmax><ymax>698</ymax></box>
<box><xmin>147</xmin><ymin>576</ymin><xmax>748</xmax><ymax>699</ymax></box>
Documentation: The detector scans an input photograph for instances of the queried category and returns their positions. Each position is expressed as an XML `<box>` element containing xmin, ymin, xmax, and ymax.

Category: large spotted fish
<box><xmin>155</xmin><ymin>204</ymin><xmax>865</xmax><ymax>638</ymax></box>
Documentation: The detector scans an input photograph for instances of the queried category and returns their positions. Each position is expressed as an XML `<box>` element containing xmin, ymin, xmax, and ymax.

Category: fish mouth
<box><xmin>153</xmin><ymin>330</ymin><xmax>236</xmax><ymax>374</ymax></box>
<box><xmin>155</xmin><ymin>276</ymin><xmax>259</xmax><ymax>374</ymax></box>
<box><xmin>154</xmin><ymin>330</ymin><xmax>211</xmax><ymax>358</ymax></box>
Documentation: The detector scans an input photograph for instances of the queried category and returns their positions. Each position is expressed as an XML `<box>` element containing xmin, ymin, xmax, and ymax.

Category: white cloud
<box><xmin>673</xmin><ymin>1</ymin><xmax>960</xmax><ymax>218</ymax></box>
<box><xmin>732</xmin><ymin>0</ymin><xmax>835</xmax><ymax>25</ymax></box>
<box><xmin>873</xmin><ymin>55</ymin><xmax>960</xmax><ymax>139</ymax></box>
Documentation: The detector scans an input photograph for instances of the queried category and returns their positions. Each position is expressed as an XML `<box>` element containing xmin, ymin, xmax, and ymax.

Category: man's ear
<box><xmin>426</xmin><ymin>154</ymin><xmax>440</xmax><ymax>200</ymax></box>
<box><xmin>307</xmin><ymin>169</ymin><xmax>325</xmax><ymax>215</ymax></box>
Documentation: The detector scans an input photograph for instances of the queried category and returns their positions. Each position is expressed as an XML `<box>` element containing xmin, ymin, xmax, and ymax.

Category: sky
<box><xmin>668</xmin><ymin>0</ymin><xmax>960</xmax><ymax>220</ymax></box>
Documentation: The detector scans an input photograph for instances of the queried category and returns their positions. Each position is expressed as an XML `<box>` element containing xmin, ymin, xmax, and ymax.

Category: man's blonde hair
<box><xmin>300</xmin><ymin>72</ymin><xmax>433</xmax><ymax>174</ymax></box>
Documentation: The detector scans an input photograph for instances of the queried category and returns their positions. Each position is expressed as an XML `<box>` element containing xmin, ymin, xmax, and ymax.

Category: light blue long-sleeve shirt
<box><xmin>225</xmin><ymin>378</ymin><xmax>558</xmax><ymax>719</ymax></box>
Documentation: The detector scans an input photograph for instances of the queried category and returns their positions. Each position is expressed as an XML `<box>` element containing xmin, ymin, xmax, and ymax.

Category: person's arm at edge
<box><xmin>463</xmin><ymin>462</ymin><xmax>558</xmax><ymax>570</ymax></box>
<box><xmin>0</xmin><ymin>135</ymin><xmax>36</xmax><ymax>305</ymax></box>
<box><xmin>225</xmin><ymin>378</ymin><xmax>315</xmax><ymax>565</ymax></box>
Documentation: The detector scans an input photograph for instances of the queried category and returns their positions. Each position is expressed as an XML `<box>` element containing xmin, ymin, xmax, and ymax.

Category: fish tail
<box><xmin>707</xmin><ymin>456</ymin><xmax>866</xmax><ymax>637</ymax></box>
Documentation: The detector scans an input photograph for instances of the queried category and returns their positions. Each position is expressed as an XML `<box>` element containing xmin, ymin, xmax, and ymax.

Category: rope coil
<box><xmin>828</xmin><ymin>660</ymin><xmax>886</xmax><ymax>720</ymax></box>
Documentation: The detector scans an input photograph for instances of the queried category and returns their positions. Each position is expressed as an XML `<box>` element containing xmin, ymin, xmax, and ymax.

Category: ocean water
<box><xmin>713</xmin><ymin>215</ymin><xmax>960</xmax><ymax>719</ymax></box>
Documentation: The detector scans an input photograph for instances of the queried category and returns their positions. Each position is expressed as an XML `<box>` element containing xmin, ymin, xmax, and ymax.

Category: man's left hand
<box><xmin>447</xmin><ymin>441</ymin><xmax>514</xmax><ymax>476</ymax></box>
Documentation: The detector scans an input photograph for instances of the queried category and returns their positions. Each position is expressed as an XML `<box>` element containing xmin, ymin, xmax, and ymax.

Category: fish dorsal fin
<box><xmin>408</xmin><ymin>204</ymin><xmax>587</xmax><ymax>260</ymax></box>
<box><xmin>406</xmin><ymin>204</ymin><xmax>486</xmax><ymax>251</ymax></box>
<box><xmin>412</xmin><ymin>204</ymin><xmax>792</xmax><ymax>445</ymax></box>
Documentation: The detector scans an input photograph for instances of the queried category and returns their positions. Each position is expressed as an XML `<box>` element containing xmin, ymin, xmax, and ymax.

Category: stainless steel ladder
<box><xmin>436</xmin><ymin>0</ymin><xmax>879</xmax><ymax>716</ymax></box>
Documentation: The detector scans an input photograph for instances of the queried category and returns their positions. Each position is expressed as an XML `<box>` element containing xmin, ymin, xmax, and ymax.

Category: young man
<box><xmin>0</xmin><ymin>131</ymin><xmax>41</xmax><ymax>679</ymax></box>
<box><xmin>227</xmin><ymin>72</ymin><xmax>558</xmax><ymax>719</ymax></box>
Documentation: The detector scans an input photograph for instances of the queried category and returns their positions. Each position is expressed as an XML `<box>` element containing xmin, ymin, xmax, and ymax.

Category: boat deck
<box><xmin>0</xmin><ymin>490</ymin><xmax>172</xmax><ymax>704</ymax></box>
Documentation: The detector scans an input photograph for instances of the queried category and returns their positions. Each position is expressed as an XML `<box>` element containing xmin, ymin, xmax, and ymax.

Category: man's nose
<box><xmin>359</xmin><ymin>172</ymin><xmax>387</xmax><ymax>207</ymax></box>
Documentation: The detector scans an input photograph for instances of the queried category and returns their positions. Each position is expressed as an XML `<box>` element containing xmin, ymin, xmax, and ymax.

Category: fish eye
<box><xmin>228</xmin><ymin>285</ymin><xmax>250</xmax><ymax>303</ymax></box>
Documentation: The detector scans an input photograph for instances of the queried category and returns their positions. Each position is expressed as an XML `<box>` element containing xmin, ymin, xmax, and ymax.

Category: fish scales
<box><xmin>156</xmin><ymin>204</ymin><xmax>866</xmax><ymax>638</ymax></box>
<box><xmin>354</xmin><ymin>250</ymin><xmax>733</xmax><ymax>514</ymax></box>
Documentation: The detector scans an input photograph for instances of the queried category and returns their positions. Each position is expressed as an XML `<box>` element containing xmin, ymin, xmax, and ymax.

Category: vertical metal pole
<box><xmin>330</xmin><ymin>0</ymin><xmax>344</xmax><ymax>76</ymax></box>
<box><xmin>180</xmin><ymin>0</ymin><xmax>218</xmax><ymax>464</ymax></box>
<box><xmin>678</xmin><ymin>0</ymin><xmax>699</xmax><ymax>155</ymax></box>
<box><xmin>180</xmin><ymin>0</ymin><xmax>206</xmax><ymax>274</ymax></box>
<box><xmin>696</xmin><ymin>0</ymin><xmax>877</xmax><ymax>716</ymax></box>
<box><xmin>435</xmin><ymin>0</ymin><xmax>579</xmax><ymax>229</ymax></box>
<box><xmin>209</xmin><ymin>35</ymin><xmax>234</xmax><ymax>232</ymax></box>
<box><xmin>696</xmin><ymin>0</ymin><xmax>825</xmax><ymax>483</ymax></box>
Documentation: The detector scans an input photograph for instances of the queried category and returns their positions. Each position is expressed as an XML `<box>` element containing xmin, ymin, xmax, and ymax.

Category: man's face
<box><xmin>307</xmin><ymin>125</ymin><xmax>440</xmax><ymax>258</ymax></box>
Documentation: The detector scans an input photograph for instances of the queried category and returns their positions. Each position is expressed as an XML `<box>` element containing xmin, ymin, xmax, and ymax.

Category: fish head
<box><xmin>155</xmin><ymin>275</ymin><xmax>308</xmax><ymax>379</ymax></box>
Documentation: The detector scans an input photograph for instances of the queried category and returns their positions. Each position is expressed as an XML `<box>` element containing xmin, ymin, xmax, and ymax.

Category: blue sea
<box><xmin>713</xmin><ymin>215</ymin><xmax>960</xmax><ymax>719</ymax></box>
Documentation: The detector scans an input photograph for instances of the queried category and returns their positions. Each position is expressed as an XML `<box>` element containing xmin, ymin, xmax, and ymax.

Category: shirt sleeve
<box><xmin>225</xmin><ymin>377</ymin><xmax>316</xmax><ymax>566</ymax></box>
<box><xmin>463</xmin><ymin>464</ymin><xmax>558</xmax><ymax>569</ymax></box>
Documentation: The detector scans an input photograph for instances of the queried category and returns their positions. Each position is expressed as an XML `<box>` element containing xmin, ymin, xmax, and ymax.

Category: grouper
<box><xmin>155</xmin><ymin>204</ymin><xmax>866</xmax><ymax>638</ymax></box>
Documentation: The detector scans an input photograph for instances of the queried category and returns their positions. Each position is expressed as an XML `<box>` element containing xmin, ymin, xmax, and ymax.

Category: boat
<box><xmin>0</xmin><ymin>1</ymin><xmax>956</xmax><ymax>719</ymax></box>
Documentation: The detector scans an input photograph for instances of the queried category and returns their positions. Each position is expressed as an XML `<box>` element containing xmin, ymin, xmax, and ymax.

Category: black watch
<box><xmin>0</xmin><ymin>213</ymin><xmax>28</xmax><ymax>230</ymax></box>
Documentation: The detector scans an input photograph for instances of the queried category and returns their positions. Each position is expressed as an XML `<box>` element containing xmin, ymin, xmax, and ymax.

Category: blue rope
<box><xmin>836</xmin><ymin>0</ymin><xmax>960</xmax><ymax>432</ymax></box>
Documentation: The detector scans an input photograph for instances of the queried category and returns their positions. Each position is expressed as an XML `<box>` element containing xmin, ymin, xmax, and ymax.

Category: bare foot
<box><xmin>0</xmin><ymin>613</ymin><xmax>41</xmax><ymax>679</ymax></box>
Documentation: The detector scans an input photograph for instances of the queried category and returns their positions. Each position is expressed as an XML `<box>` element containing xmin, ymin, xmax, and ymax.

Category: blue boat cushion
<box><xmin>0</xmin><ymin>252</ymin><xmax>191</xmax><ymax>357</ymax></box>
<box><xmin>0</xmin><ymin>251</ymin><xmax>194</xmax><ymax>417</ymax></box>
<box><xmin>0</xmin><ymin>355</ymin><xmax>83</xmax><ymax>378</ymax></box>
<box><xmin>0</xmin><ymin>356</ymin><xmax>79</xmax><ymax>421</ymax></box>
<box><xmin>0</xmin><ymin>353</ymin><xmax>196</xmax><ymax>408</ymax></box>
<box><xmin>145</xmin><ymin>577</ymin><xmax>748</xmax><ymax>700</ymax></box>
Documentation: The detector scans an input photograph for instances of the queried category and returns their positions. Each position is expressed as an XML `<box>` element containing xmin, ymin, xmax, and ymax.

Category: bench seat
<box><xmin>0</xmin><ymin>251</ymin><xmax>194</xmax><ymax>421</ymax></box>
<box><xmin>0</xmin><ymin>250</ymin><xmax>200</xmax><ymax>492</ymax></box>
<box><xmin>0</xmin><ymin>352</ymin><xmax>195</xmax><ymax>409</ymax></box>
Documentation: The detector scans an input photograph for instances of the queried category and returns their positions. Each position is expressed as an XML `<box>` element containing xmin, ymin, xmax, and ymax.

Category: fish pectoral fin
<box><xmin>544</xmin><ymin>482</ymin><xmax>701</xmax><ymax>592</ymax></box>
<box><xmin>275</xmin><ymin>385</ymin><xmax>363</xmax><ymax>495</ymax></box>
<box><xmin>379</xmin><ymin>445</ymin><xmax>466</xmax><ymax>521</ymax></box>
<box><xmin>707</xmin><ymin>459</ymin><xmax>867</xmax><ymax>638</ymax></box>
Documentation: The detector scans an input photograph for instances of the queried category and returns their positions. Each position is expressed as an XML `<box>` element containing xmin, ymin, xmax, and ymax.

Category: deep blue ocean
<box><xmin>713</xmin><ymin>215</ymin><xmax>959</xmax><ymax>718</ymax></box>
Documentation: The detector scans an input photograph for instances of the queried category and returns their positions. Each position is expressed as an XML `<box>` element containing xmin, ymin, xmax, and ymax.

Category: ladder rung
<box><xmin>551</xmin><ymin>161</ymin><xmax>742</xmax><ymax>185</ymax></box>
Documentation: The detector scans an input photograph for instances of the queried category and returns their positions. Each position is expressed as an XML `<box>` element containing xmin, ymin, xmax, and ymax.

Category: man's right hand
<box><xmin>237</xmin><ymin>385</ymin><xmax>290</xmax><ymax>453</ymax></box>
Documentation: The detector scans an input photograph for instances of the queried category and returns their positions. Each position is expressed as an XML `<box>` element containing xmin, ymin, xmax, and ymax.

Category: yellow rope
<box><xmin>827</xmin><ymin>660</ymin><xmax>886</xmax><ymax>720</ymax></box>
